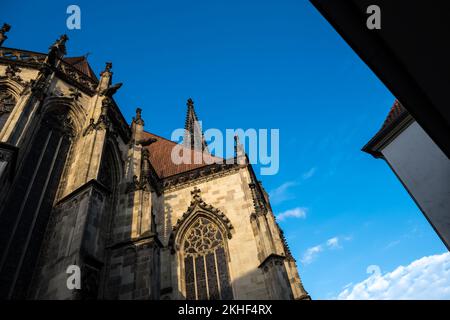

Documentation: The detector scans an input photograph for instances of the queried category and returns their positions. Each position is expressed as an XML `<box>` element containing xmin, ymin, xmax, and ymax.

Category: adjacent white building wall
<box><xmin>382</xmin><ymin>121</ymin><xmax>450</xmax><ymax>249</ymax></box>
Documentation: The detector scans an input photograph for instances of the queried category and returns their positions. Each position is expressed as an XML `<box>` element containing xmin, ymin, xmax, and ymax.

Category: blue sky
<box><xmin>3</xmin><ymin>0</ymin><xmax>447</xmax><ymax>299</ymax></box>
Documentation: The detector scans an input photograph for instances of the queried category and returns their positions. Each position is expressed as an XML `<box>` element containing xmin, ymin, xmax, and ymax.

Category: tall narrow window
<box><xmin>182</xmin><ymin>216</ymin><xmax>233</xmax><ymax>300</ymax></box>
<box><xmin>0</xmin><ymin>89</ymin><xmax>16</xmax><ymax>130</ymax></box>
<box><xmin>0</xmin><ymin>111</ymin><xmax>74</xmax><ymax>298</ymax></box>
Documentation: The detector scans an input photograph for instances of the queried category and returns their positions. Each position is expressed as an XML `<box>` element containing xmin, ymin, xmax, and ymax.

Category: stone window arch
<box><xmin>0</xmin><ymin>105</ymin><xmax>76</xmax><ymax>298</ymax></box>
<box><xmin>98</xmin><ymin>141</ymin><xmax>121</xmax><ymax>191</ymax></box>
<box><xmin>0</xmin><ymin>86</ymin><xmax>17</xmax><ymax>130</ymax></box>
<box><xmin>170</xmin><ymin>188</ymin><xmax>235</xmax><ymax>300</ymax></box>
<box><xmin>181</xmin><ymin>215</ymin><xmax>233</xmax><ymax>300</ymax></box>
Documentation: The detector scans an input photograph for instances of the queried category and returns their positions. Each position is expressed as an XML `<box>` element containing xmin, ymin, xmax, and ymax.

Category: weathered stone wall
<box><xmin>0</xmin><ymin>55</ymin><xmax>306</xmax><ymax>300</ymax></box>
<box><xmin>103</xmin><ymin>239</ymin><xmax>160</xmax><ymax>300</ymax></box>
<box><xmin>31</xmin><ymin>181</ymin><xmax>112</xmax><ymax>299</ymax></box>
<box><xmin>103</xmin><ymin>186</ymin><xmax>162</xmax><ymax>300</ymax></box>
<box><xmin>160</xmin><ymin>167</ymin><xmax>271</xmax><ymax>300</ymax></box>
<box><xmin>30</xmin><ymin>185</ymin><xmax>93</xmax><ymax>299</ymax></box>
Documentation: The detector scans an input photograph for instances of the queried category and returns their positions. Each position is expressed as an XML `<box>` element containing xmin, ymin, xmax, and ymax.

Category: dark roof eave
<box><xmin>162</xmin><ymin>157</ymin><xmax>240</xmax><ymax>179</ymax></box>
<box><xmin>362</xmin><ymin>110</ymin><xmax>413</xmax><ymax>159</ymax></box>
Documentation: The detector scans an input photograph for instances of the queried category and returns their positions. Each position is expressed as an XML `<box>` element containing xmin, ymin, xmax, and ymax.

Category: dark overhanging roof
<box><xmin>309</xmin><ymin>0</ymin><xmax>450</xmax><ymax>159</ymax></box>
<box><xmin>362</xmin><ymin>100</ymin><xmax>413</xmax><ymax>158</ymax></box>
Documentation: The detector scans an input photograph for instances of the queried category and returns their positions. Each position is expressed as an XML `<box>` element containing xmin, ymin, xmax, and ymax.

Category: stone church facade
<box><xmin>0</xmin><ymin>26</ymin><xmax>309</xmax><ymax>300</ymax></box>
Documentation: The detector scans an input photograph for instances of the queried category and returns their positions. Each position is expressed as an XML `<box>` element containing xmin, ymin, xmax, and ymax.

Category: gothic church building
<box><xmin>0</xmin><ymin>26</ymin><xmax>309</xmax><ymax>300</ymax></box>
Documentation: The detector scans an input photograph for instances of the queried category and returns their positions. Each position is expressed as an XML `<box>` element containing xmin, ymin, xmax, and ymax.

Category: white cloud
<box><xmin>269</xmin><ymin>181</ymin><xmax>297</xmax><ymax>204</ymax></box>
<box><xmin>302</xmin><ymin>245</ymin><xmax>323</xmax><ymax>265</ymax></box>
<box><xmin>302</xmin><ymin>167</ymin><xmax>317</xmax><ymax>180</ymax></box>
<box><xmin>326</xmin><ymin>237</ymin><xmax>341</xmax><ymax>249</ymax></box>
<box><xmin>338</xmin><ymin>252</ymin><xmax>450</xmax><ymax>300</ymax></box>
<box><xmin>301</xmin><ymin>236</ymin><xmax>349</xmax><ymax>265</ymax></box>
<box><xmin>343</xmin><ymin>282</ymin><xmax>354</xmax><ymax>290</ymax></box>
<box><xmin>276</xmin><ymin>207</ymin><xmax>307</xmax><ymax>221</ymax></box>
<box><xmin>385</xmin><ymin>240</ymin><xmax>401</xmax><ymax>250</ymax></box>
<box><xmin>269</xmin><ymin>168</ymin><xmax>317</xmax><ymax>205</ymax></box>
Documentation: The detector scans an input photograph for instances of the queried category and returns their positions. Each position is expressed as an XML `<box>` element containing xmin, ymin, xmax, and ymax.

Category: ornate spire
<box><xmin>131</xmin><ymin>107</ymin><xmax>145</xmax><ymax>142</ymax></box>
<box><xmin>98</xmin><ymin>62</ymin><xmax>121</xmax><ymax>96</ymax></box>
<box><xmin>134</xmin><ymin>107</ymin><xmax>144</xmax><ymax>126</ymax></box>
<box><xmin>184</xmin><ymin>98</ymin><xmax>208</xmax><ymax>152</ymax></box>
<box><xmin>100</xmin><ymin>62</ymin><xmax>113</xmax><ymax>77</ymax></box>
<box><xmin>234</xmin><ymin>135</ymin><xmax>246</xmax><ymax>165</ymax></box>
<box><xmin>0</xmin><ymin>23</ymin><xmax>11</xmax><ymax>46</ymax></box>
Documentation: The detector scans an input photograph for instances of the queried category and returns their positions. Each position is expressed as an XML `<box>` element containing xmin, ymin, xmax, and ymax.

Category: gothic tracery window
<box><xmin>0</xmin><ymin>109</ymin><xmax>74</xmax><ymax>298</ymax></box>
<box><xmin>182</xmin><ymin>216</ymin><xmax>233</xmax><ymax>300</ymax></box>
<box><xmin>0</xmin><ymin>90</ymin><xmax>16</xmax><ymax>130</ymax></box>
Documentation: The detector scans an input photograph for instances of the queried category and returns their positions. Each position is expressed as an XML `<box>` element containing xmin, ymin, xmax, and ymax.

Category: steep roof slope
<box><xmin>64</xmin><ymin>56</ymin><xmax>97</xmax><ymax>80</ymax></box>
<box><xmin>142</xmin><ymin>131</ymin><xmax>223</xmax><ymax>178</ymax></box>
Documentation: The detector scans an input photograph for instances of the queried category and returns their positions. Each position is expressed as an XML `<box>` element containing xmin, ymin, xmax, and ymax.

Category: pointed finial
<box><xmin>1</xmin><ymin>23</ymin><xmax>11</xmax><ymax>33</ymax></box>
<box><xmin>235</xmin><ymin>135</ymin><xmax>246</xmax><ymax>164</ymax></box>
<box><xmin>100</xmin><ymin>62</ymin><xmax>113</xmax><ymax>77</ymax></box>
<box><xmin>183</xmin><ymin>97</ymin><xmax>209</xmax><ymax>152</ymax></box>
<box><xmin>191</xmin><ymin>187</ymin><xmax>202</xmax><ymax>201</ymax></box>
<box><xmin>50</xmin><ymin>34</ymin><xmax>68</xmax><ymax>55</ymax></box>
<box><xmin>134</xmin><ymin>107</ymin><xmax>144</xmax><ymax>125</ymax></box>
<box><xmin>0</xmin><ymin>23</ymin><xmax>11</xmax><ymax>46</ymax></box>
<box><xmin>131</xmin><ymin>107</ymin><xmax>145</xmax><ymax>142</ymax></box>
<box><xmin>98</xmin><ymin>62</ymin><xmax>117</xmax><ymax>94</ymax></box>
<box><xmin>45</xmin><ymin>34</ymin><xmax>68</xmax><ymax>66</ymax></box>
<box><xmin>58</xmin><ymin>34</ymin><xmax>69</xmax><ymax>44</ymax></box>
<box><xmin>104</xmin><ymin>62</ymin><xmax>112</xmax><ymax>72</ymax></box>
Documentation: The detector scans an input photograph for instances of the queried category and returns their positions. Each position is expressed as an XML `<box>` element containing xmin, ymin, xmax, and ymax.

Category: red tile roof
<box><xmin>379</xmin><ymin>100</ymin><xmax>407</xmax><ymax>131</ymax></box>
<box><xmin>142</xmin><ymin>131</ymin><xmax>223</xmax><ymax>178</ymax></box>
<box><xmin>64</xmin><ymin>56</ymin><xmax>97</xmax><ymax>80</ymax></box>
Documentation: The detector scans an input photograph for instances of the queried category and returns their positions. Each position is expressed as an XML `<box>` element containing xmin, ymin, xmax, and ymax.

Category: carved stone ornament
<box><xmin>69</xmin><ymin>87</ymin><xmax>82</xmax><ymax>101</ymax></box>
<box><xmin>0</xmin><ymin>91</ymin><xmax>16</xmax><ymax>116</ymax></box>
<box><xmin>30</xmin><ymin>72</ymin><xmax>52</xmax><ymax>101</ymax></box>
<box><xmin>43</xmin><ymin>112</ymin><xmax>75</xmax><ymax>137</ymax></box>
<box><xmin>168</xmin><ymin>187</ymin><xmax>234</xmax><ymax>253</ymax></box>
<box><xmin>133</xmin><ymin>107</ymin><xmax>144</xmax><ymax>126</ymax></box>
<box><xmin>0</xmin><ymin>149</ymin><xmax>12</xmax><ymax>162</ymax></box>
<box><xmin>162</xmin><ymin>162</ymin><xmax>240</xmax><ymax>191</ymax></box>
<box><xmin>126</xmin><ymin>174</ymin><xmax>152</xmax><ymax>193</ymax></box>
<box><xmin>1</xmin><ymin>64</ymin><xmax>24</xmax><ymax>84</ymax></box>
<box><xmin>100</xmin><ymin>83</ymin><xmax>122</xmax><ymax>98</ymax></box>
<box><xmin>83</xmin><ymin>103</ymin><xmax>110</xmax><ymax>136</ymax></box>
<box><xmin>249</xmin><ymin>182</ymin><xmax>267</xmax><ymax>216</ymax></box>
<box><xmin>0</xmin><ymin>23</ymin><xmax>11</xmax><ymax>46</ymax></box>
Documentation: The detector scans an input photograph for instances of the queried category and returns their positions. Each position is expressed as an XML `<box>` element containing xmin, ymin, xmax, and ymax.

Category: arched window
<box><xmin>182</xmin><ymin>216</ymin><xmax>233</xmax><ymax>300</ymax></box>
<box><xmin>0</xmin><ymin>109</ymin><xmax>75</xmax><ymax>298</ymax></box>
<box><xmin>98</xmin><ymin>144</ymin><xmax>119</xmax><ymax>190</ymax></box>
<box><xmin>0</xmin><ymin>89</ymin><xmax>16</xmax><ymax>130</ymax></box>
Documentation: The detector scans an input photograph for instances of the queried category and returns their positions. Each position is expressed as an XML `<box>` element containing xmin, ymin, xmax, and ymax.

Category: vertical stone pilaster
<box><xmin>30</xmin><ymin>180</ymin><xmax>110</xmax><ymax>299</ymax></box>
<box><xmin>248</xmin><ymin>180</ymin><xmax>300</xmax><ymax>300</ymax></box>
<box><xmin>260</xmin><ymin>255</ymin><xmax>293</xmax><ymax>300</ymax></box>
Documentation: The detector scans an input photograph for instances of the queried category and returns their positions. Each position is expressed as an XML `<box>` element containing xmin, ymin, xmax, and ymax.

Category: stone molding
<box><xmin>168</xmin><ymin>187</ymin><xmax>234</xmax><ymax>254</ymax></box>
